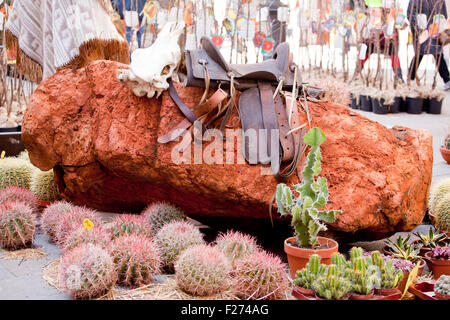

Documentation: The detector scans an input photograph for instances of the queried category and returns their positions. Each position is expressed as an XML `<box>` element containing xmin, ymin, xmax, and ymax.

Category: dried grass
<box><xmin>0</xmin><ymin>247</ymin><xmax>48</xmax><ymax>260</ymax></box>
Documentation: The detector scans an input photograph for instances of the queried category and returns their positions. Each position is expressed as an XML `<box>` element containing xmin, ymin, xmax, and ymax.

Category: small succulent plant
<box><xmin>155</xmin><ymin>221</ymin><xmax>205</xmax><ymax>269</ymax></box>
<box><xmin>175</xmin><ymin>244</ymin><xmax>231</xmax><ymax>296</ymax></box>
<box><xmin>384</xmin><ymin>236</ymin><xmax>422</xmax><ymax>263</ymax></box>
<box><xmin>0</xmin><ymin>186</ymin><xmax>38</xmax><ymax>212</ymax></box>
<box><xmin>435</xmin><ymin>275</ymin><xmax>450</xmax><ymax>296</ymax></box>
<box><xmin>142</xmin><ymin>202</ymin><xmax>186</xmax><ymax>234</ymax></box>
<box><xmin>233</xmin><ymin>250</ymin><xmax>289</xmax><ymax>300</ymax></box>
<box><xmin>390</xmin><ymin>258</ymin><xmax>415</xmax><ymax>272</ymax></box>
<box><xmin>62</xmin><ymin>225</ymin><xmax>111</xmax><ymax>254</ymax></box>
<box><xmin>58</xmin><ymin>243</ymin><xmax>117</xmax><ymax>299</ymax></box>
<box><xmin>428</xmin><ymin>178</ymin><xmax>450</xmax><ymax>216</ymax></box>
<box><xmin>41</xmin><ymin>201</ymin><xmax>77</xmax><ymax>242</ymax></box>
<box><xmin>0</xmin><ymin>201</ymin><xmax>36</xmax><ymax>250</ymax></box>
<box><xmin>312</xmin><ymin>264</ymin><xmax>352</xmax><ymax>300</ymax></box>
<box><xmin>30</xmin><ymin>169</ymin><xmax>61</xmax><ymax>201</ymax></box>
<box><xmin>430</xmin><ymin>246</ymin><xmax>450</xmax><ymax>260</ymax></box>
<box><xmin>294</xmin><ymin>254</ymin><xmax>327</xmax><ymax>289</ymax></box>
<box><xmin>0</xmin><ymin>157</ymin><xmax>35</xmax><ymax>189</ymax></box>
<box><xmin>109</xmin><ymin>215</ymin><xmax>151</xmax><ymax>239</ymax></box>
<box><xmin>215</xmin><ymin>230</ymin><xmax>259</xmax><ymax>264</ymax></box>
<box><xmin>110</xmin><ymin>234</ymin><xmax>162</xmax><ymax>288</ymax></box>
<box><xmin>414</xmin><ymin>229</ymin><xmax>448</xmax><ymax>249</ymax></box>
<box><xmin>368</xmin><ymin>251</ymin><xmax>403</xmax><ymax>289</ymax></box>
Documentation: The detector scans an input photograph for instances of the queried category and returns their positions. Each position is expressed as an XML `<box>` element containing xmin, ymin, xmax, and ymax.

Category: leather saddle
<box><xmin>159</xmin><ymin>37</ymin><xmax>307</xmax><ymax>179</ymax></box>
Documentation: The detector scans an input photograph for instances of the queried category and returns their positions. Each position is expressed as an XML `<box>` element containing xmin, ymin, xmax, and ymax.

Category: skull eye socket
<box><xmin>161</xmin><ymin>65</ymin><xmax>172</xmax><ymax>75</ymax></box>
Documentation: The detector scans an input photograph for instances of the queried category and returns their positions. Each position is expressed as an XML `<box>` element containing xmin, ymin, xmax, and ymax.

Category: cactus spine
<box><xmin>0</xmin><ymin>157</ymin><xmax>35</xmax><ymax>189</ymax></box>
<box><xmin>0</xmin><ymin>186</ymin><xmax>38</xmax><ymax>212</ymax></box>
<box><xmin>55</xmin><ymin>207</ymin><xmax>103</xmax><ymax>245</ymax></box>
<box><xmin>41</xmin><ymin>201</ymin><xmax>77</xmax><ymax>242</ymax></box>
<box><xmin>62</xmin><ymin>225</ymin><xmax>111</xmax><ymax>254</ymax></box>
<box><xmin>30</xmin><ymin>169</ymin><xmax>60</xmax><ymax>201</ymax></box>
<box><xmin>0</xmin><ymin>201</ymin><xmax>36</xmax><ymax>250</ymax></box>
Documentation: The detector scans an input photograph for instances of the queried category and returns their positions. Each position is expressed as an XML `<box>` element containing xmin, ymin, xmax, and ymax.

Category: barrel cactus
<box><xmin>312</xmin><ymin>264</ymin><xmax>352</xmax><ymax>300</ymax></box>
<box><xmin>435</xmin><ymin>275</ymin><xmax>450</xmax><ymax>296</ymax></box>
<box><xmin>142</xmin><ymin>202</ymin><xmax>186</xmax><ymax>234</ymax></box>
<box><xmin>0</xmin><ymin>186</ymin><xmax>38</xmax><ymax>212</ymax></box>
<box><xmin>233</xmin><ymin>250</ymin><xmax>289</xmax><ymax>300</ymax></box>
<box><xmin>63</xmin><ymin>225</ymin><xmax>111</xmax><ymax>254</ymax></box>
<box><xmin>429</xmin><ymin>178</ymin><xmax>450</xmax><ymax>215</ymax></box>
<box><xmin>0</xmin><ymin>201</ymin><xmax>36</xmax><ymax>250</ymax></box>
<box><xmin>55</xmin><ymin>207</ymin><xmax>103</xmax><ymax>246</ymax></box>
<box><xmin>30</xmin><ymin>169</ymin><xmax>60</xmax><ymax>202</ymax></box>
<box><xmin>215</xmin><ymin>231</ymin><xmax>259</xmax><ymax>264</ymax></box>
<box><xmin>0</xmin><ymin>157</ymin><xmax>35</xmax><ymax>189</ymax></box>
<box><xmin>294</xmin><ymin>254</ymin><xmax>327</xmax><ymax>289</ymax></box>
<box><xmin>175</xmin><ymin>244</ymin><xmax>231</xmax><ymax>296</ymax></box>
<box><xmin>109</xmin><ymin>215</ymin><xmax>151</xmax><ymax>239</ymax></box>
<box><xmin>435</xmin><ymin>193</ymin><xmax>450</xmax><ymax>232</ymax></box>
<box><xmin>109</xmin><ymin>234</ymin><xmax>161</xmax><ymax>288</ymax></box>
<box><xmin>41</xmin><ymin>201</ymin><xmax>77</xmax><ymax>242</ymax></box>
<box><xmin>58</xmin><ymin>243</ymin><xmax>117</xmax><ymax>299</ymax></box>
<box><xmin>155</xmin><ymin>221</ymin><xmax>205</xmax><ymax>269</ymax></box>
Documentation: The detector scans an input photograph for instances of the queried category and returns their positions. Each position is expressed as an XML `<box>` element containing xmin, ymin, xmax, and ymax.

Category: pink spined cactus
<box><xmin>109</xmin><ymin>234</ymin><xmax>161</xmax><ymax>287</ymax></box>
<box><xmin>175</xmin><ymin>244</ymin><xmax>232</xmax><ymax>296</ymax></box>
<box><xmin>58</xmin><ymin>243</ymin><xmax>117</xmax><ymax>299</ymax></box>
<box><xmin>108</xmin><ymin>214</ymin><xmax>151</xmax><ymax>239</ymax></box>
<box><xmin>0</xmin><ymin>201</ymin><xmax>36</xmax><ymax>250</ymax></box>
<box><xmin>233</xmin><ymin>250</ymin><xmax>289</xmax><ymax>300</ymax></box>
<box><xmin>62</xmin><ymin>225</ymin><xmax>111</xmax><ymax>254</ymax></box>
<box><xmin>215</xmin><ymin>230</ymin><xmax>259</xmax><ymax>264</ymax></box>
<box><xmin>0</xmin><ymin>186</ymin><xmax>38</xmax><ymax>213</ymax></box>
<box><xmin>41</xmin><ymin>201</ymin><xmax>77</xmax><ymax>242</ymax></box>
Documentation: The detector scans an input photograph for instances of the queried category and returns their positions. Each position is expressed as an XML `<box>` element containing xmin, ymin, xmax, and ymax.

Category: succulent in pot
<box><xmin>368</xmin><ymin>251</ymin><xmax>403</xmax><ymax>295</ymax></box>
<box><xmin>413</xmin><ymin>229</ymin><xmax>448</xmax><ymax>257</ymax></box>
<box><xmin>384</xmin><ymin>235</ymin><xmax>423</xmax><ymax>264</ymax></box>
<box><xmin>434</xmin><ymin>275</ymin><xmax>450</xmax><ymax>300</ymax></box>
<box><xmin>311</xmin><ymin>264</ymin><xmax>352</xmax><ymax>300</ymax></box>
<box><xmin>276</xmin><ymin>128</ymin><xmax>341</xmax><ymax>278</ymax></box>
<box><xmin>425</xmin><ymin>246</ymin><xmax>450</xmax><ymax>280</ymax></box>
<box><xmin>293</xmin><ymin>254</ymin><xmax>327</xmax><ymax>297</ymax></box>
<box><xmin>347</xmin><ymin>247</ymin><xmax>381</xmax><ymax>299</ymax></box>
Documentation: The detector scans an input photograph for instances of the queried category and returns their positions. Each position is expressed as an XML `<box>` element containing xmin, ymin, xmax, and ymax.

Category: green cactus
<box><xmin>331</xmin><ymin>252</ymin><xmax>348</xmax><ymax>272</ymax></box>
<box><xmin>349</xmin><ymin>247</ymin><xmax>364</xmax><ymax>261</ymax></box>
<box><xmin>311</xmin><ymin>265</ymin><xmax>352</xmax><ymax>300</ymax></box>
<box><xmin>276</xmin><ymin>128</ymin><xmax>341</xmax><ymax>248</ymax></box>
<box><xmin>369</xmin><ymin>251</ymin><xmax>403</xmax><ymax>289</ymax></box>
<box><xmin>0</xmin><ymin>157</ymin><xmax>35</xmax><ymax>189</ymax></box>
<box><xmin>428</xmin><ymin>178</ymin><xmax>450</xmax><ymax>216</ymax></box>
<box><xmin>30</xmin><ymin>169</ymin><xmax>61</xmax><ymax>201</ymax></box>
<box><xmin>142</xmin><ymin>202</ymin><xmax>186</xmax><ymax>235</ymax></box>
<box><xmin>293</xmin><ymin>254</ymin><xmax>327</xmax><ymax>289</ymax></box>
<box><xmin>435</xmin><ymin>193</ymin><xmax>450</xmax><ymax>232</ymax></box>
<box><xmin>348</xmin><ymin>256</ymin><xmax>381</xmax><ymax>295</ymax></box>
<box><xmin>0</xmin><ymin>201</ymin><xmax>36</xmax><ymax>250</ymax></box>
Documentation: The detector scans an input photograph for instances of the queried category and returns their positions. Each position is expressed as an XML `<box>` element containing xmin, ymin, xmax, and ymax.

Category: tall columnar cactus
<box><xmin>0</xmin><ymin>157</ymin><xmax>35</xmax><ymax>189</ymax></box>
<box><xmin>142</xmin><ymin>202</ymin><xmax>186</xmax><ymax>234</ymax></box>
<box><xmin>0</xmin><ymin>201</ymin><xmax>36</xmax><ymax>250</ymax></box>
<box><xmin>294</xmin><ymin>254</ymin><xmax>327</xmax><ymax>289</ymax></box>
<box><xmin>58</xmin><ymin>243</ymin><xmax>117</xmax><ymax>299</ymax></box>
<box><xmin>155</xmin><ymin>221</ymin><xmax>205</xmax><ymax>268</ymax></box>
<box><xmin>312</xmin><ymin>264</ymin><xmax>352</xmax><ymax>300</ymax></box>
<box><xmin>30</xmin><ymin>169</ymin><xmax>61</xmax><ymax>202</ymax></box>
<box><xmin>215</xmin><ymin>231</ymin><xmax>259</xmax><ymax>264</ymax></box>
<box><xmin>55</xmin><ymin>207</ymin><xmax>103</xmax><ymax>245</ymax></box>
<box><xmin>41</xmin><ymin>201</ymin><xmax>77</xmax><ymax>242</ymax></box>
<box><xmin>233</xmin><ymin>250</ymin><xmax>289</xmax><ymax>300</ymax></box>
<box><xmin>276</xmin><ymin>128</ymin><xmax>341</xmax><ymax>248</ymax></box>
<box><xmin>110</xmin><ymin>234</ymin><xmax>161</xmax><ymax>288</ymax></box>
<box><xmin>349</xmin><ymin>247</ymin><xmax>364</xmax><ymax>261</ymax></box>
<box><xmin>109</xmin><ymin>215</ymin><xmax>151</xmax><ymax>239</ymax></box>
<box><xmin>435</xmin><ymin>193</ymin><xmax>450</xmax><ymax>232</ymax></box>
<box><xmin>0</xmin><ymin>186</ymin><xmax>38</xmax><ymax>212</ymax></box>
<box><xmin>331</xmin><ymin>252</ymin><xmax>348</xmax><ymax>272</ymax></box>
<box><xmin>428</xmin><ymin>177</ymin><xmax>450</xmax><ymax>215</ymax></box>
<box><xmin>175</xmin><ymin>245</ymin><xmax>231</xmax><ymax>296</ymax></box>
<box><xmin>62</xmin><ymin>225</ymin><xmax>111</xmax><ymax>254</ymax></box>
<box><xmin>369</xmin><ymin>251</ymin><xmax>403</xmax><ymax>289</ymax></box>
<box><xmin>349</xmin><ymin>256</ymin><xmax>381</xmax><ymax>295</ymax></box>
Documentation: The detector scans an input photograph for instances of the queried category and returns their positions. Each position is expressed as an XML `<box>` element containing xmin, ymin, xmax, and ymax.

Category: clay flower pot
<box><xmin>349</xmin><ymin>291</ymin><xmax>375</xmax><ymax>300</ymax></box>
<box><xmin>284</xmin><ymin>236</ymin><xmax>339</xmax><ymax>279</ymax></box>
<box><xmin>425</xmin><ymin>251</ymin><xmax>450</xmax><ymax>280</ymax></box>
<box><xmin>411</xmin><ymin>240</ymin><xmax>432</xmax><ymax>258</ymax></box>
<box><xmin>435</xmin><ymin>292</ymin><xmax>450</xmax><ymax>300</ymax></box>
<box><xmin>441</xmin><ymin>147</ymin><xmax>450</xmax><ymax>165</ymax></box>
<box><xmin>375</xmin><ymin>287</ymin><xmax>401</xmax><ymax>297</ymax></box>
<box><xmin>294</xmin><ymin>286</ymin><xmax>315</xmax><ymax>297</ymax></box>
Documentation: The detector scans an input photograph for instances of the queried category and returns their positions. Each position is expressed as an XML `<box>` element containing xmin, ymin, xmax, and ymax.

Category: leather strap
<box><xmin>168</xmin><ymin>79</ymin><xmax>200</xmax><ymax>124</ymax></box>
<box><xmin>274</xmin><ymin>93</ymin><xmax>294</xmax><ymax>162</ymax></box>
<box><xmin>258</xmin><ymin>82</ymin><xmax>279</xmax><ymax>163</ymax></box>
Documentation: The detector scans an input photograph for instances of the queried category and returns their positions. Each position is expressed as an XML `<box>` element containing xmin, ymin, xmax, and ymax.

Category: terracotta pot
<box><xmin>314</xmin><ymin>294</ymin><xmax>350</xmax><ymax>301</ymax></box>
<box><xmin>435</xmin><ymin>292</ymin><xmax>450</xmax><ymax>300</ymax></box>
<box><xmin>284</xmin><ymin>236</ymin><xmax>339</xmax><ymax>279</ymax></box>
<box><xmin>294</xmin><ymin>286</ymin><xmax>315</xmax><ymax>297</ymax></box>
<box><xmin>441</xmin><ymin>147</ymin><xmax>450</xmax><ymax>165</ymax></box>
<box><xmin>425</xmin><ymin>251</ymin><xmax>450</xmax><ymax>279</ymax></box>
<box><xmin>349</xmin><ymin>291</ymin><xmax>375</xmax><ymax>300</ymax></box>
<box><xmin>411</xmin><ymin>240</ymin><xmax>432</xmax><ymax>258</ymax></box>
<box><xmin>398</xmin><ymin>259</ymin><xmax>426</xmax><ymax>293</ymax></box>
<box><xmin>375</xmin><ymin>287</ymin><xmax>401</xmax><ymax>297</ymax></box>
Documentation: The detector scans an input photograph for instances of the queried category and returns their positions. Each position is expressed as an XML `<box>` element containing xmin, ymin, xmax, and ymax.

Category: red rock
<box><xmin>22</xmin><ymin>60</ymin><xmax>433</xmax><ymax>238</ymax></box>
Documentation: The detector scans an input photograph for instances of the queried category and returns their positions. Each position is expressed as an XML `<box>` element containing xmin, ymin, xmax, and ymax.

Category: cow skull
<box><xmin>117</xmin><ymin>22</ymin><xmax>184</xmax><ymax>98</ymax></box>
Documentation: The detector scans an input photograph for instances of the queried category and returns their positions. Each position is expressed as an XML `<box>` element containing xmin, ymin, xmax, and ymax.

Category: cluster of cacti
<box><xmin>435</xmin><ymin>275</ymin><xmax>450</xmax><ymax>296</ymax></box>
<box><xmin>55</xmin><ymin>207</ymin><xmax>103</xmax><ymax>245</ymax></box>
<box><xmin>41</xmin><ymin>201</ymin><xmax>77</xmax><ymax>242</ymax></box>
<box><xmin>109</xmin><ymin>215</ymin><xmax>151</xmax><ymax>239</ymax></box>
<box><xmin>428</xmin><ymin>177</ymin><xmax>450</xmax><ymax>217</ymax></box>
<box><xmin>63</xmin><ymin>225</ymin><xmax>111</xmax><ymax>254</ymax></box>
<box><xmin>347</xmin><ymin>247</ymin><xmax>381</xmax><ymax>295</ymax></box>
<box><xmin>30</xmin><ymin>169</ymin><xmax>60</xmax><ymax>201</ymax></box>
<box><xmin>58</xmin><ymin>243</ymin><xmax>117</xmax><ymax>299</ymax></box>
<box><xmin>0</xmin><ymin>186</ymin><xmax>38</xmax><ymax>212</ymax></box>
<box><xmin>276</xmin><ymin>128</ymin><xmax>341</xmax><ymax>248</ymax></box>
<box><xmin>155</xmin><ymin>221</ymin><xmax>205</xmax><ymax>268</ymax></box>
<box><xmin>215</xmin><ymin>231</ymin><xmax>259</xmax><ymax>264</ymax></box>
<box><xmin>142</xmin><ymin>202</ymin><xmax>186</xmax><ymax>234</ymax></box>
<box><xmin>175</xmin><ymin>244</ymin><xmax>231</xmax><ymax>296</ymax></box>
<box><xmin>435</xmin><ymin>193</ymin><xmax>450</xmax><ymax>232</ymax></box>
<box><xmin>233</xmin><ymin>250</ymin><xmax>289</xmax><ymax>300</ymax></box>
<box><xmin>293</xmin><ymin>254</ymin><xmax>327</xmax><ymax>289</ymax></box>
<box><xmin>430</xmin><ymin>246</ymin><xmax>450</xmax><ymax>260</ymax></box>
<box><xmin>0</xmin><ymin>201</ymin><xmax>36</xmax><ymax>250</ymax></box>
<box><xmin>312</xmin><ymin>264</ymin><xmax>352</xmax><ymax>300</ymax></box>
<box><xmin>109</xmin><ymin>234</ymin><xmax>161</xmax><ymax>288</ymax></box>
<box><xmin>0</xmin><ymin>157</ymin><xmax>35</xmax><ymax>189</ymax></box>
<box><xmin>368</xmin><ymin>251</ymin><xmax>403</xmax><ymax>289</ymax></box>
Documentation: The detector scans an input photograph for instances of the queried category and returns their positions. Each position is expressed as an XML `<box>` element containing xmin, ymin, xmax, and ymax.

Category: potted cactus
<box><xmin>441</xmin><ymin>134</ymin><xmax>450</xmax><ymax>165</ymax></box>
<box><xmin>425</xmin><ymin>246</ymin><xmax>450</xmax><ymax>280</ymax></box>
<box><xmin>413</xmin><ymin>229</ymin><xmax>449</xmax><ymax>257</ymax></box>
<box><xmin>434</xmin><ymin>275</ymin><xmax>450</xmax><ymax>300</ymax></box>
<box><xmin>293</xmin><ymin>254</ymin><xmax>327</xmax><ymax>297</ymax></box>
<box><xmin>368</xmin><ymin>251</ymin><xmax>403</xmax><ymax>296</ymax></box>
<box><xmin>276</xmin><ymin>128</ymin><xmax>341</xmax><ymax>278</ymax></box>
<box><xmin>347</xmin><ymin>247</ymin><xmax>381</xmax><ymax>300</ymax></box>
<box><xmin>311</xmin><ymin>264</ymin><xmax>352</xmax><ymax>300</ymax></box>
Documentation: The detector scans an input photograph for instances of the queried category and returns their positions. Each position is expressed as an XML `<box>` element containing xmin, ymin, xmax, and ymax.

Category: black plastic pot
<box><xmin>390</xmin><ymin>97</ymin><xmax>402</xmax><ymax>113</ymax></box>
<box><xmin>371</xmin><ymin>97</ymin><xmax>389</xmax><ymax>114</ymax></box>
<box><xmin>360</xmin><ymin>95</ymin><xmax>372</xmax><ymax>112</ymax></box>
<box><xmin>427</xmin><ymin>98</ymin><xmax>443</xmax><ymax>114</ymax></box>
<box><xmin>423</xmin><ymin>98</ymin><xmax>430</xmax><ymax>113</ymax></box>
<box><xmin>399</xmin><ymin>97</ymin><xmax>407</xmax><ymax>112</ymax></box>
<box><xmin>0</xmin><ymin>126</ymin><xmax>21</xmax><ymax>133</ymax></box>
<box><xmin>351</xmin><ymin>96</ymin><xmax>359</xmax><ymax>109</ymax></box>
<box><xmin>406</xmin><ymin>97</ymin><xmax>424</xmax><ymax>114</ymax></box>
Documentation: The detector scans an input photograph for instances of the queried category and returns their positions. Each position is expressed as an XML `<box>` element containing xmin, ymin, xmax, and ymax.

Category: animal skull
<box><xmin>117</xmin><ymin>22</ymin><xmax>184</xmax><ymax>98</ymax></box>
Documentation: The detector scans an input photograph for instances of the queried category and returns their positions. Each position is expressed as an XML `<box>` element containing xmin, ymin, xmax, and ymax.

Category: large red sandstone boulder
<box><xmin>22</xmin><ymin>60</ymin><xmax>433</xmax><ymax>239</ymax></box>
